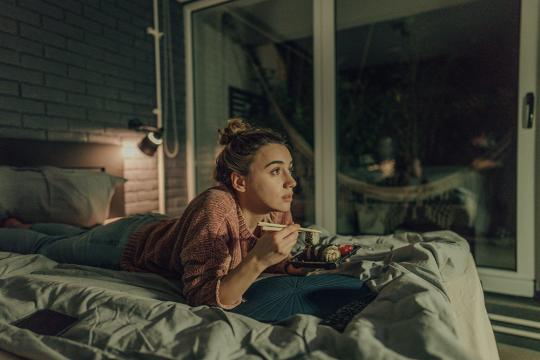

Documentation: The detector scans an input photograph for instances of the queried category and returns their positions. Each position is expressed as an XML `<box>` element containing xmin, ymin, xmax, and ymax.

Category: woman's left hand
<box><xmin>285</xmin><ymin>263</ymin><xmax>310</xmax><ymax>276</ymax></box>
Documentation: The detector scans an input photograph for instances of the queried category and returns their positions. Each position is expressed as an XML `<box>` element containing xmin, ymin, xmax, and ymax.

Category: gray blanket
<box><xmin>0</xmin><ymin>231</ymin><xmax>496</xmax><ymax>359</ymax></box>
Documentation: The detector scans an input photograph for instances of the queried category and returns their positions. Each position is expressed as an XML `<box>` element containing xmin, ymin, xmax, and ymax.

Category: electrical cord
<box><xmin>161</xmin><ymin>0</ymin><xmax>179</xmax><ymax>158</ymax></box>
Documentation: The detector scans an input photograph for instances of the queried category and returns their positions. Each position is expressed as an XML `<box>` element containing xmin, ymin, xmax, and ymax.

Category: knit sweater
<box><xmin>120</xmin><ymin>185</ymin><xmax>292</xmax><ymax>309</ymax></box>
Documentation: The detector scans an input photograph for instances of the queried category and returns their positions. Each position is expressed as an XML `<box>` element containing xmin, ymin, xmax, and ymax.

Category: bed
<box><xmin>0</xmin><ymin>139</ymin><xmax>499</xmax><ymax>360</ymax></box>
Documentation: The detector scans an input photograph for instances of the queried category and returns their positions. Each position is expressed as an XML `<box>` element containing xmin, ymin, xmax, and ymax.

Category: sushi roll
<box><xmin>320</xmin><ymin>245</ymin><xmax>341</xmax><ymax>262</ymax></box>
<box><xmin>302</xmin><ymin>245</ymin><xmax>316</xmax><ymax>260</ymax></box>
<box><xmin>305</xmin><ymin>231</ymin><xmax>321</xmax><ymax>246</ymax></box>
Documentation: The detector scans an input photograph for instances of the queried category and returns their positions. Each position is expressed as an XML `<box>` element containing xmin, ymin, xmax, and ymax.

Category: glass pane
<box><xmin>336</xmin><ymin>0</ymin><xmax>519</xmax><ymax>270</ymax></box>
<box><xmin>192</xmin><ymin>0</ymin><xmax>314</xmax><ymax>225</ymax></box>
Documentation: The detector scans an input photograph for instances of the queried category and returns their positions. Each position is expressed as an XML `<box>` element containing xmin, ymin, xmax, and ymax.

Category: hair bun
<box><xmin>218</xmin><ymin>118</ymin><xmax>251</xmax><ymax>145</ymax></box>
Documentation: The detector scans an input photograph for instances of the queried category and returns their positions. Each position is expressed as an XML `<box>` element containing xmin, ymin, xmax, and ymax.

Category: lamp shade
<box><xmin>138</xmin><ymin>131</ymin><xmax>163</xmax><ymax>156</ymax></box>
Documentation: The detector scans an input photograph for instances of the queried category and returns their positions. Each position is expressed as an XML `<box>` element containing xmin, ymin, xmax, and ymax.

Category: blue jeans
<box><xmin>0</xmin><ymin>213</ymin><xmax>167</xmax><ymax>269</ymax></box>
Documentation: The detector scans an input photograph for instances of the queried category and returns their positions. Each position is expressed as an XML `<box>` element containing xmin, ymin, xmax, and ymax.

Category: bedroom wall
<box><xmin>0</xmin><ymin>0</ymin><xmax>187</xmax><ymax>217</ymax></box>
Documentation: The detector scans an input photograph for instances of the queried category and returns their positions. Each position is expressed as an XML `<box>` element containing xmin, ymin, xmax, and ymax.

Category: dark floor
<box><xmin>484</xmin><ymin>292</ymin><xmax>540</xmax><ymax>352</ymax></box>
<box><xmin>498</xmin><ymin>343</ymin><xmax>540</xmax><ymax>360</ymax></box>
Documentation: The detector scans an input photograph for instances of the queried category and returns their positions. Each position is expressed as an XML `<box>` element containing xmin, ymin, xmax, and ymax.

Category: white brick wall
<box><xmin>122</xmin><ymin>138</ymin><xmax>159</xmax><ymax>215</ymax></box>
<box><xmin>0</xmin><ymin>0</ymin><xmax>187</xmax><ymax>218</ymax></box>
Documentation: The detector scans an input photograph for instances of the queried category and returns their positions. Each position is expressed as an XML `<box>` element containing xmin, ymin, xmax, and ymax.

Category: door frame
<box><xmin>477</xmin><ymin>0</ymin><xmax>538</xmax><ymax>297</ymax></box>
<box><xmin>182</xmin><ymin>0</ymin><xmax>231</xmax><ymax>202</ymax></box>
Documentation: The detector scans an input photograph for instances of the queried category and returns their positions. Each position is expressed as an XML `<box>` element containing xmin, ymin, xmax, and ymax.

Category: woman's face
<box><xmin>243</xmin><ymin>143</ymin><xmax>296</xmax><ymax>213</ymax></box>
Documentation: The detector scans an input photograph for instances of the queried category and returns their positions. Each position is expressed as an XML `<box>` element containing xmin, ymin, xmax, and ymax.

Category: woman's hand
<box><xmin>220</xmin><ymin>225</ymin><xmax>300</xmax><ymax>306</ymax></box>
<box><xmin>250</xmin><ymin>224</ymin><xmax>300</xmax><ymax>269</ymax></box>
<box><xmin>285</xmin><ymin>263</ymin><xmax>311</xmax><ymax>276</ymax></box>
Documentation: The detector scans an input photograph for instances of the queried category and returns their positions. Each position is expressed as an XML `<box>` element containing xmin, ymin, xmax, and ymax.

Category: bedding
<box><xmin>0</xmin><ymin>166</ymin><xmax>125</xmax><ymax>228</ymax></box>
<box><xmin>0</xmin><ymin>230</ymin><xmax>498</xmax><ymax>359</ymax></box>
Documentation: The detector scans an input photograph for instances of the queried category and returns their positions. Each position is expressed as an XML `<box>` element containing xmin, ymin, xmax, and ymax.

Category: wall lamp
<box><xmin>128</xmin><ymin>118</ymin><xmax>163</xmax><ymax>156</ymax></box>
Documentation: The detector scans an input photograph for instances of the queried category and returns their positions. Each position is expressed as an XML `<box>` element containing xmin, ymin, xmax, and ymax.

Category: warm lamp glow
<box><xmin>122</xmin><ymin>142</ymin><xmax>138</xmax><ymax>158</ymax></box>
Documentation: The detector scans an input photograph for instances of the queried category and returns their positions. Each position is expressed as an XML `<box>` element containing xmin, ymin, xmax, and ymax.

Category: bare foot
<box><xmin>2</xmin><ymin>218</ymin><xmax>31</xmax><ymax>229</ymax></box>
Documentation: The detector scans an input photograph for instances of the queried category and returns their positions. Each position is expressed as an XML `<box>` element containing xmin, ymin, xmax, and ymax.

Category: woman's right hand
<box><xmin>250</xmin><ymin>224</ymin><xmax>300</xmax><ymax>269</ymax></box>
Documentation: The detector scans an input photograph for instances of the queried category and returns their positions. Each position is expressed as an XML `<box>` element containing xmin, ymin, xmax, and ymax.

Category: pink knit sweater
<box><xmin>120</xmin><ymin>185</ymin><xmax>292</xmax><ymax>309</ymax></box>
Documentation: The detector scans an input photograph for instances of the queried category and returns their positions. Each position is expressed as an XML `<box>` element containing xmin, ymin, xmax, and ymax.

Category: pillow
<box><xmin>230</xmin><ymin>274</ymin><xmax>371</xmax><ymax>323</ymax></box>
<box><xmin>0</xmin><ymin>166</ymin><xmax>125</xmax><ymax>228</ymax></box>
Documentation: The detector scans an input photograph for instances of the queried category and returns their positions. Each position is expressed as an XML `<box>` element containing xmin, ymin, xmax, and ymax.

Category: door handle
<box><xmin>525</xmin><ymin>92</ymin><xmax>535</xmax><ymax>128</ymax></box>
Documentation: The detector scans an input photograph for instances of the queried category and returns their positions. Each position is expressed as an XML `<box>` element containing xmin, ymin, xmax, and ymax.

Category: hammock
<box><xmin>338</xmin><ymin>170</ymin><xmax>476</xmax><ymax>203</ymax></box>
<box><xmin>244</xmin><ymin>45</ymin><xmax>481</xmax><ymax>203</ymax></box>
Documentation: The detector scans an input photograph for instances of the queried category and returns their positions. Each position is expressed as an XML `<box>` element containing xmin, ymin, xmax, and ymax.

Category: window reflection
<box><xmin>336</xmin><ymin>0</ymin><xmax>519</xmax><ymax>270</ymax></box>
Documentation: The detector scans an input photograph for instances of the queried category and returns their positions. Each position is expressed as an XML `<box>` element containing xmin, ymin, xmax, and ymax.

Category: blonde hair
<box><xmin>214</xmin><ymin>118</ymin><xmax>287</xmax><ymax>190</ymax></box>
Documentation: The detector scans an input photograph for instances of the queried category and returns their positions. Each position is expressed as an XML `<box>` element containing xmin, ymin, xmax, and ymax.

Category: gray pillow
<box><xmin>0</xmin><ymin>166</ymin><xmax>125</xmax><ymax>228</ymax></box>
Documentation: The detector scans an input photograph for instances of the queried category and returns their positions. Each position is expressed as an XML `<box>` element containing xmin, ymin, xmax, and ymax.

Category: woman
<box><xmin>0</xmin><ymin>119</ymin><xmax>304</xmax><ymax>309</ymax></box>
<box><xmin>121</xmin><ymin>118</ymin><xmax>303</xmax><ymax>308</ymax></box>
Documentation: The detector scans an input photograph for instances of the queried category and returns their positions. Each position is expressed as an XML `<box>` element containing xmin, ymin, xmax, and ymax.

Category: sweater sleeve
<box><xmin>263</xmin><ymin>211</ymin><xmax>294</xmax><ymax>274</ymax></box>
<box><xmin>180</xmin><ymin>207</ymin><xmax>241</xmax><ymax>309</ymax></box>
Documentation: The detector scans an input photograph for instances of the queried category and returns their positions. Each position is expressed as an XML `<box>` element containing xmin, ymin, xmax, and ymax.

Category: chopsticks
<box><xmin>258</xmin><ymin>221</ymin><xmax>321</xmax><ymax>233</ymax></box>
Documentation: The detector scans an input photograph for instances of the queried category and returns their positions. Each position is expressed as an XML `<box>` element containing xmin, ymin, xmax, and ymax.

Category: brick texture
<box><xmin>0</xmin><ymin>0</ymin><xmax>186</xmax><ymax>217</ymax></box>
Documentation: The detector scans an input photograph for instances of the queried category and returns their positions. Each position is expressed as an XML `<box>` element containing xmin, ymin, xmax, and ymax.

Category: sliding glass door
<box><xmin>333</xmin><ymin>0</ymin><xmax>537</xmax><ymax>296</ymax></box>
<box><xmin>336</xmin><ymin>0</ymin><xmax>519</xmax><ymax>266</ymax></box>
<box><xmin>185</xmin><ymin>0</ymin><xmax>538</xmax><ymax>296</ymax></box>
